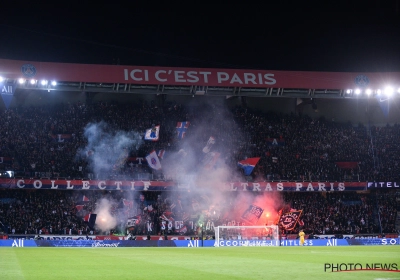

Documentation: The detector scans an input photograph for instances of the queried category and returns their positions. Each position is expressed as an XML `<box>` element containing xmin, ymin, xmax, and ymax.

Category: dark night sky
<box><xmin>1</xmin><ymin>1</ymin><xmax>399</xmax><ymax>72</ymax></box>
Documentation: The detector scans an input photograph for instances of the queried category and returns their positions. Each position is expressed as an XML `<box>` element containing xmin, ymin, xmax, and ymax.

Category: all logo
<box><xmin>12</xmin><ymin>239</ymin><xmax>24</xmax><ymax>247</ymax></box>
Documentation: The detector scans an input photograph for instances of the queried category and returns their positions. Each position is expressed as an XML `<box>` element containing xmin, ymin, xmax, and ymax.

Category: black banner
<box><xmin>279</xmin><ymin>210</ymin><xmax>302</xmax><ymax>230</ymax></box>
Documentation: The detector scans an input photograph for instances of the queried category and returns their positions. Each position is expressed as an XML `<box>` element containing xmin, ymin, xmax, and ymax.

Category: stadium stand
<box><xmin>0</xmin><ymin>98</ymin><xmax>398</xmax><ymax>238</ymax></box>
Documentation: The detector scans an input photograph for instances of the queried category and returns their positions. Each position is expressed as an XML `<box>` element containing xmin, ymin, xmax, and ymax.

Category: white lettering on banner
<box><xmin>174</xmin><ymin>71</ymin><xmax>186</xmax><ymax>82</ymax></box>
<box><xmin>199</xmin><ymin>72</ymin><xmax>211</xmax><ymax>82</ymax></box>
<box><xmin>187</xmin><ymin>71</ymin><xmax>200</xmax><ymax>83</ymax></box>
<box><xmin>66</xmin><ymin>181</ymin><xmax>74</xmax><ymax>189</ymax></box>
<box><xmin>12</xmin><ymin>239</ymin><xmax>24</xmax><ymax>247</ymax></box>
<box><xmin>17</xmin><ymin>180</ymin><xmax>25</xmax><ymax>188</ymax></box>
<box><xmin>306</xmin><ymin>183</ymin><xmax>314</xmax><ymax>191</ymax></box>
<box><xmin>280</xmin><ymin>240</ymin><xmax>313</xmax><ymax>246</ymax></box>
<box><xmin>253</xmin><ymin>183</ymin><xmax>261</xmax><ymax>191</ymax></box>
<box><xmin>115</xmin><ymin>181</ymin><xmax>122</xmax><ymax>190</ymax></box>
<box><xmin>51</xmin><ymin>180</ymin><xmax>58</xmax><ymax>189</ymax></box>
<box><xmin>327</xmin><ymin>239</ymin><xmax>337</xmax><ymax>246</ymax></box>
<box><xmin>82</xmin><ymin>181</ymin><xmax>90</xmax><ymax>189</ymax></box>
<box><xmin>92</xmin><ymin>242</ymin><xmax>120</xmax><ymax>247</ymax></box>
<box><xmin>98</xmin><ymin>181</ymin><xmax>106</xmax><ymax>190</ymax></box>
<box><xmin>175</xmin><ymin>221</ymin><xmax>183</xmax><ymax>230</ymax></box>
<box><xmin>33</xmin><ymin>180</ymin><xmax>42</xmax><ymax>189</ymax></box>
<box><xmin>124</xmin><ymin>68</ymin><xmax>278</xmax><ymax>86</ymax></box>
<box><xmin>143</xmin><ymin>181</ymin><xmax>151</xmax><ymax>191</ymax></box>
<box><xmin>265</xmin><ymin>183</ymin><xmax>273</xmax><ymax>191</ymax></box>
<box><xmin>368</xmin><ymin>182</ymin><xmax>400</xmax><ymax>188</ymax></box>
<box><xmin>2</xmin><ymin>179</ymin><xmax>364</xmax><ymax>191</ymax></box>
<box><xmin>381</xmin><ymin>239</ymin><xmax>398</xmax><ymax>245</ymax></box>
<box><xmin>2</xmin><ymin>85</ymin><xmax>13</xmax><ymax>94</ymax></box>
<box><xmin>188</xmin><ymin>240</ymin><xmax>200</xmax><ymax>247</ymax></box>
<box><xmin>219</xmin><ymin>240</ymin><xmax>279</xmax><ymax>247</ymax></box>
<box><xmin>155</xmin><ymin>70</ymin><xmax>167</xmax><ymax>82</ymax></box>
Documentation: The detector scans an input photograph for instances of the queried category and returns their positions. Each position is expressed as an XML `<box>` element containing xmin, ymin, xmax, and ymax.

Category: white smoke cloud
<box><xmin>94</xmin><ymin>198</ymin><xmax>118</xmax><ymax>232</ymax></box>
<box><xmin>77</xmin><ymin>121</ymin><xmax>143</xmax><ymax>178</ymax></box>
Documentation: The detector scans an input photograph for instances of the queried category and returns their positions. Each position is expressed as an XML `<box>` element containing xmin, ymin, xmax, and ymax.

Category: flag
<box><xmin>1</xmin><ymin>82</ymin><xmax>16</xmax><ymax>109</ymax></box>
<box><xmin>241</xmin><ymin>204</ymin><xmax>264</xmax><ymax>224</ymax></box>
<box><xmin>83</xmin><ymin>195</ymin><xmax>90</xmax><ymax>202</ymax></box>
<box><xmin>144</xmin><ymin>125</ymin><xmax>160</xmax><ymax>141</ymax></box>
<box><xmin>176</xmin><ymin>122</ymin><xmax>190</xmax><ymax>139</ymax></box>
<box><xmin>202</xmin><ymin>136</ymin><xmax>215</xmax><ymax>153</ymax></box>
<box><xmin>76</xmin><ymin>205</ymin><xmax>84</xmax><ymax>211</ymax></box>
<box><xmin>146</xmin><ymin>150</ymin><xmax>162</xmax><ymax>170</ymax></box>
<box><xmin>157</xmin><ymin>149</ymin><xmax>165</xmax><ymax>160</ymax></box>
<box><xmin>123</xmin><ymin>199</ymin><xmax>133</xmax><ymax>209</ymax></box>
<box><xmin>238</xmin><ymin>157</ymin><xmax>260</xmax><ymax>176</ymax></box>
<box><xmin>279</xmin><ymin>210</ymin><xmax>302</xmax><ymax>230</ymax></box>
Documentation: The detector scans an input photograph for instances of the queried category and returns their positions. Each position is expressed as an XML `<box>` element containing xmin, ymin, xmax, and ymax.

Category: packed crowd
<box><xmin>0</xmin><ymin>99</ymin><xmax>399</xmax><ymax>182</ymax></box>
<box><xmin>0</xmin><ymin>189</ymin><xmax>397</xmax><ymax>236</ymax></box>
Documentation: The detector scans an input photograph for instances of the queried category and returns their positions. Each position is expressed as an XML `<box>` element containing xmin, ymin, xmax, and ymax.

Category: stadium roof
<box><xmin>1</xmin><ymin>58</ymin><xmax>400</xmax><ymax>99</ymax></box>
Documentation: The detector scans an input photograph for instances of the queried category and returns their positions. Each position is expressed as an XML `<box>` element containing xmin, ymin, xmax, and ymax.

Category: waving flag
<box><xmin>238</xmin><ymin>157</ymin><xmax>260</xmax><ymax>176</ymax></box>
<box><xmin>242</xmin><ymin>204</ymin><xmax>264</xmax><ymax>224</ymax></box>
<box><xmin>176</xmin><ymin>122</ymin><xmax>190</xmax><ymax>139</ymax></box>
<box><xmin>279</xmin><ymin>210</ymin><xmax>302</xmax><ymax>230</ymax></box>
<box><xmin>145</xmin><ymin>125</ymin><xmax>160</xmax><ymax>141</ymax></box>
<box><xmin>83</xmin><ymin>195</ymin><xmax>90</xmax><ymax>202</ymax></box>
<box><xmin>146</xmin><ymin>150</ymin><xmax>162</xmax><ymax>170</ymax></box>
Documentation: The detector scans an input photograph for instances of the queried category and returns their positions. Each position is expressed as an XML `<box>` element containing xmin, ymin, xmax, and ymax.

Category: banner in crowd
<box><xmin>367</xmin><ymin>182</ymin><xmax>400</xmax><ymax>188</ymax></box>
<box><xmin>0</xmin><ymin>179</ymin><xmax>367</xmax><ymax>191</ymax></box>
<box><xmin>279</xmin><ymin>210</ymin><xmax>302</xmax><ymax>230</ymax></box>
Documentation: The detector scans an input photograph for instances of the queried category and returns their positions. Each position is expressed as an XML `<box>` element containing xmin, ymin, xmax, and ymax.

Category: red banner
<box><xmin>0</xmin><ymin>178</ymin><xmax>366</xmax><ymax>191</ymax></box>
<box><xmin>1</xmin><ymin>58</ymin><xmax>399</xmax><ymax>89</ymax></box>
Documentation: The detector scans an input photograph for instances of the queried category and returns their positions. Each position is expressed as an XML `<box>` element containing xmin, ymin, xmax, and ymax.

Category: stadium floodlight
<box><xmin>41</xmin><ymin>80</ymin><xmax>48</xmax><ymax>85</ymax></box>
<box><xmin>51</xmin><ymin>81</ymin><xmax>57</xmax><ymax>86</ymax></box>
<box><xmin>346</xmin><ymin>89</ymin><xmax>352</xmax><ymax>94</ymax></box>
<box><xmin>30</xmin><ymin>79</ymin><xmax>36</xmax><ymax>85</ymax></box>
<box><xmin>397</xmin><ymin>88</ymin><xmax>400</xmax><ymax>93</ymax></box>
<box><xmin>377</xmin><ymin>89</ymin><xmax>382</xmax><ymax>95</ymax></box>
<box><xmin>365</xmin><ymin>89</ymin><xmax>372</xmax><ymax>95</ymax></box>
<box><xmin>18</xmin><ymin>78</ymin><xmax>25</xmax><ymax>84</ymax></box>
<box><xmin>355</xmin><ymin>89</ymin><xmax>361</xmax><ymax>94</ymax></box>
<box><xmin>0</xmin><ymin>76</ymin><xmax>3</xmax><ymax>82</ymax></box>
<box><xmin>384</xmin><ymin>86</ymin><xmax>394</xmax><ymax>96</ymax></box>
<box><xmin>215</xmin><ymin>225</ymin><xmax>280</xmax><ymax>247</ymax></box>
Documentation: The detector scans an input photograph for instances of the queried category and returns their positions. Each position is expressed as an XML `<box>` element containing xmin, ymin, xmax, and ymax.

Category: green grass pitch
<box><xmin>0</xmin><ymin>246</ymin><xmax>399</xmax><ymax>280</ymax></box>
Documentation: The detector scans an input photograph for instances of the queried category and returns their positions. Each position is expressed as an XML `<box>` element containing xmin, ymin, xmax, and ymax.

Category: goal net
<box><xmin>215</xmin><ymin>225</ymin><xmax>280</xmax><ymax>247</ymax></box>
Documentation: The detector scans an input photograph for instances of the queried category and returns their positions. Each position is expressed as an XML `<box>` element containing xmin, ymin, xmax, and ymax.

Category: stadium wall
<box><xmin>1</xmin><ymin>238</ymin><xmax>399</xmax><ymax>247</ymax></box>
